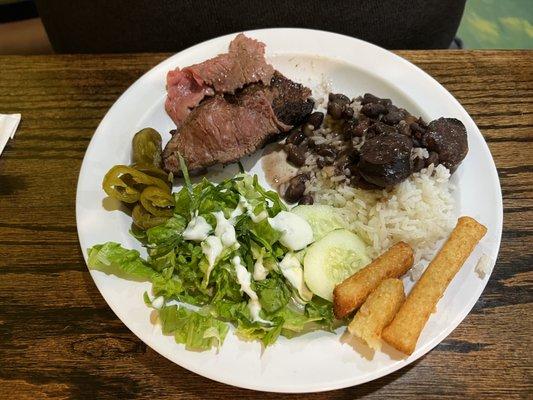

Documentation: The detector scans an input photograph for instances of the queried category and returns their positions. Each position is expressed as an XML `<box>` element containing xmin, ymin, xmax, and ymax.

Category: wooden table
<box><xmin>0</xmin><ymin>51</ymin><xmax>531</xmax><ymax>399</ymax></box>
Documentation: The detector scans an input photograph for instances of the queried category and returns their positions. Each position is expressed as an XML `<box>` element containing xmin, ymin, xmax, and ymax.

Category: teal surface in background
<box><xmin>458</xmin><ymin>0</ymin><xmax>533</xmax><ymax>48</ymax></box>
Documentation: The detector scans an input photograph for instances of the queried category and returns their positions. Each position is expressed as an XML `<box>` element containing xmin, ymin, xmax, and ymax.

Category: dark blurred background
<box><xmin>0</xmin><ymin>0</ymin><xmax>531</xmax><ymax>54</ymax></box>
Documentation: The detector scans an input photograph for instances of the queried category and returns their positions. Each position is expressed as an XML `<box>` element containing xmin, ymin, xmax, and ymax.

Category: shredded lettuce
<box><xmin>88</xmin><ymin>168</ymin><xmax>341</xmax><ymax>351</ymax></box>
<box><xmin>88</xmin><ymin>243</ymin><xmax>158</xmax><ymax>282</ymax></box>
<box><xmin>158</xmin><ymin>305</ymin><xmax>228</xmax><ymax>351</ymax></box>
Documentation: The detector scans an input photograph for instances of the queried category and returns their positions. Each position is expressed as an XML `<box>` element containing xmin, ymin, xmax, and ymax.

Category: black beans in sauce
<box><xmin>382</xmin><ymin>110</ymin><xmax>402</xmax><ymax>125</ymax></box>
<box><xmin>361</xmin><ymin>102</ymin><xmax>387</xmax><ymax>118</ymax></box>
<box><xmin>327</xmin><ymin>102</ymin><xmax>344</xmax><ymax>119</ymax></box>
<box><xmin>413</xmin><ymin>156</ymin><xmax>425</xmax><ymax>172</ymax></box>
<box><xmin>307</xmin><ymin>112</ymin><xmax>324</xmax><ymax>129</ymax></box>
<box><xmin>284</xmin><ymin>174</ymin><xmax>308</xmax><ymax>203</ymax></box>
<box><xmin>286</xmin><ymin>129</ymin><xmax>306</xmax><ymax>145</ymax></box>
<box><xmin>285</xmin><ymin>144</ymin><xmax>306</xmax><ymax>167</ymax></box>
<box><xmin>425</xmin><ymin>151</ymin><xmax>439</xmax><ymax>167</ymax></box>
<box><xmin>298</xmin><ymin>195</ymin><xmax>314</xmax><ymax>205</ymax></box>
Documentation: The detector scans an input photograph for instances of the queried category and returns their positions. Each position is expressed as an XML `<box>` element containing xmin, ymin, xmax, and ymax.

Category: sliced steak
<box><xmin>165</xmin><ymin>69</ymin><xmax>214</xmax><ymax>126</ymax></box>
<box><xmin>270</xmin><ymin>72</ymin><xmax>313</xmax><ymax>126</ymax></box>
<box><xmin>165</xmin><ymin>34</ymin><xmax>274</xmax><ymax>126</ymax></box>
<box><xmin>162</xmin><ymin>73</ymin><xmax>312</xmax><ymax>173</ymax></box>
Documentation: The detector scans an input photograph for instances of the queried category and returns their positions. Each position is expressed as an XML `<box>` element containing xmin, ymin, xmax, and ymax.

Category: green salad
<box><xmin>89</xmin><ymin>131</ymin><xmax>370</xmax><ymax>351</ymax></box>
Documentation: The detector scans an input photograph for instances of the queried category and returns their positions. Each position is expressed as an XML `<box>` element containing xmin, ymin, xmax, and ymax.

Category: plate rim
<box><xmin>76</xmin><ymin>27</ymin><xmax>503</xmax><ymax>393</ymax></box>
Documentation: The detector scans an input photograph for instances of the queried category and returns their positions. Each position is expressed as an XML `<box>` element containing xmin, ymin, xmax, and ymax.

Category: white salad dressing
<box><xmin>182</xmin><ymin>215</ymin><xmax>212</xmax><ymax>242</ymax></box>
<box><xmin>201</xmin><ymin>235</ymin><xmax>224</xmax><ymax>277</ymax></box>
<box><xmin>231</xmin><ymin>196</ymin><xmax>268</xmax><ymax>223</ymax></box>
<box><xmin>151</xmin><ymin>295</ymin><xmax>165</xmax><ymax>310</ymax></box>
<box><xmin>268</xmin><ymin>211</ymin><xmax>314</xmax><ymax>251</ymax></box>
<box><xmin>279</xmin><ymin>252</ymin><xmax>313</xmax><ymax>301</ymax></box>
<box><xmin>253</xmin><ymin>252</ymin><xmax>269</xmax><ymax>281</ymax></box>
<box><xmin>232</xmin><ymin>256</ymin><xmax>271</xmax><ymax>324</ymax></box>
<box><xmin>213</xmin><ymin>211</ymin><xmax>238</xmax><ymax>247</ymax></box>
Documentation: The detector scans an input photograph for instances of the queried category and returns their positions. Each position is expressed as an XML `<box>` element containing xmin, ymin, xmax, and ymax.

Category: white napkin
<box><xmin>0</xmin><ymin>113</ymin><xmax>21</xmax><ymax>156</ymax></box>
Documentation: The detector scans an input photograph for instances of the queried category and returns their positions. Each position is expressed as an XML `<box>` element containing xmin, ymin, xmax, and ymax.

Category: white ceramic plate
<box><xmin>76</xmin><ymin>28</ymin><xmax>503</xmax><ymax>393</ymax></box>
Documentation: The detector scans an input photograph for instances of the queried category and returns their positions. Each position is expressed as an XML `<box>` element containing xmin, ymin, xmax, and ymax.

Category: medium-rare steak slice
<box><xmin>165</xmin><ymin>34</ymin><xmax>274</xmax><ymax>126</ymax></box>
<box><xmin>162</xmin><ymin>73</ymin><xmax>313</xmax><ymax>173</ymax></box>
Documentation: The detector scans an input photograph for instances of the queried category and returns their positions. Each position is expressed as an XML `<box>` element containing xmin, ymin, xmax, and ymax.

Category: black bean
<box><xmin>317</xmin><ymin>145</ymin><xmax>336</xmax><ymax>158</ymax></box>
<box><xmin>386</xmin><ymin>104</ymin><xmax>399</xmax><ymax>113</ymax></box>
<box><xmin>361</xmin><ymin>93</ymin><xmax>380</xmax><ymax>105</ymax></box>
<box><xmin>342</xmin><ymin>106</ymin><xmax>354</xmax><ymax>119</ymax></box>
<box><xmin>397</xmin><ymin>120</ymin><xmax>411</xmax><ymax>136</ymax></box>
<box><xmin>307</xmin><ymin>112</ymin><xmax>324</xmax><ymax>129</ymax></box>
<box><xmin>382</xmin><ymin>110</ymin><xmax>402</xmax><ymax>125</ymax></box>
<box><xmin>316</xmin><ymin>157</ymin><xmax>325</xmax><ymax>169</ymax></box>
<box><xmin>366</xmin><ymin>122</ymin><xmax>398</xmax><ymax>136</ymax></box>
<box><xmin>286</xmin><ymin>144</ymin><xmax>306</xmax><ymax>167</ymax></box>
<box><xmin>413</xmin><ymin>156</ymin><xmax>425</xmax><ymax>172</ymax></box>
<box><xmin>298</xmin><ymin>195</ymin><xmax>314</xmax><ymax>205</ymax></box>
<box><xmin>361</xmin><ymin>102</ymin><xmax>387</xmax><ymax>118</ymax></box>
<box><xmin>379</xmin><ymin>98</ymin><xmax>393</xmax><ymax>107</ymax></box>
<box><xmin>286</xmin><ymin>129</ymin><xmax>305</xmax><ymax>145</ymax></box>
<box><xmin>425</xmin><ymin>151</ymin><xmax>439</xmax><ymax>167</ymax></box>
<box><xmin>327</xmin><ymin>102</ymin><xmax>344</xmax><ymax>119</ymax></box>
<box><xmin>342</xmin><ymin>118</ymin><xmax>357</xmax><ymax>137</ymax></box>
<box><xmin>284</xmin><ymin>178</ymin><xmax>306</xmax><ymax>203</ymax></box>
<box><xmin>329</xmin><ymin>93</ymin><xmax>350</xmax><ymax>105</ymax></box>
<box><xmin>353</xmin><ymin>120</ymin><xmax>369</xmax><ymax>137</ymax></box>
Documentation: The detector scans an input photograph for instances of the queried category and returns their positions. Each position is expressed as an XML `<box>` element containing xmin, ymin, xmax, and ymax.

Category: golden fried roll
<box><xmin>348</xmin><ymin>278</ymin><xmax>405</xmax><ymax>350</ymax></box>
<box><xmin>381</xmin><ymin>216</ymin><xmax>487</xmax><ymax>355</ymax></box>
<box><xmin>333</xmin><ymin>242</ymin><xmax>414</xmax><ymax>319</ymax></box>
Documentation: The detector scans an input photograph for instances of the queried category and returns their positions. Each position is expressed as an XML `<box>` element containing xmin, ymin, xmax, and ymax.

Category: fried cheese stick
<box><xmin>381</xmin><ymin>216</ymin><xmax>487</xmax><ymax>355</ymax></box>
<box><xmin>348</xmin><ymin>278</ymin><xmax>405</xmax><ymax>350</ymax></box>
<box><xmin>333</xmin><ymin>242</ymin><xmax>414</xmax><ymax>319</ymax></box>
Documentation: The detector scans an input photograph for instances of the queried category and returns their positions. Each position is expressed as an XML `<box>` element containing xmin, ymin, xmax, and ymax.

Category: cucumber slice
<box><xmin>291</xmin><ymin>205</ymin><xmax>346</xmax><ymax>241</ymax></box>
<box><xmin>303</xmin><ymin>229</ymin><xmax>371</xmax><ymax>301</ymax></box>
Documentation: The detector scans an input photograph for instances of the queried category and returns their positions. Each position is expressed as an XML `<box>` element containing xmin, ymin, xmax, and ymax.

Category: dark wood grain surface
<box><xmin>0</xmin><ymin>50</ymin><xmax>531</xmax><ymax>399</ymax></box>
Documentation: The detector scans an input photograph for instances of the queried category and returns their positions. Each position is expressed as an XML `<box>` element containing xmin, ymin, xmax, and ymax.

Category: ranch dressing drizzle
<box><xmin>279</xmin><ymin>253</ymin><xmax>313</xmax><ymax>301</ymax></box>
<box><xmin>231</xmin><ymin>196</ymin><xmax>268</xmax><ymax>223</ymax></box>
<box><xmin>232</xmin><ymin>256</ymin><xmax>271</xmax><ymax>324</ymax></box>
<box><xmin>201</xmin><ymin>235</ymin><xmax>224</xmax><ymax>279</ymax></box>
<box><xmin>268</xmin><ymin>211</ymin><xmax>314</xmax><ymax>251</ymax></box>
<box><xmin>151</xmin><ymin>295</ymin><xmax>165</xmax><ymax>310</ymax></box>
<box><xmin>183</xmin><ymin>215</ymin><xmax>212</xmax><ymax>242</ymax></box>
<box><xmin>253</xmin><ymin>252</ymin><xmax>269</xmax><ymax>281</ymax></box>
<box><xmin>213</xmin><ymin>211</ymin><xmax>238</xmax><ymax>248</ymax></box>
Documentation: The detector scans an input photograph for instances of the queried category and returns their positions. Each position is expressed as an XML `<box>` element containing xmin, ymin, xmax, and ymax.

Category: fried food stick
<box><xmin>348</xmin><ymin>278</ymin><xmax>405</xmax><ymax>350</ymax></box>
<box><xmin>381</xmin><ymin>216</ymin><xmax>487</xmax><ymax>355</ymax></box>
<box><xmin>333</xmin><ymin>242</ymin><xmax>414</xmax><ymax>319</ymax></box>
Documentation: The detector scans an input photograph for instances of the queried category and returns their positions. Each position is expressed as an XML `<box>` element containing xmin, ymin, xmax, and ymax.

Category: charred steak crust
<box><xmin>270</xmin><ymin>72</ymin><xmax>314</xmax><ymax>126</ymax></box>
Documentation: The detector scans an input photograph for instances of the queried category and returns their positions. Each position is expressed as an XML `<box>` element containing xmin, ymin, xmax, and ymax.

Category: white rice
<box><xmin>304</xmin><ymin>163</ymin><xmax>456</xmax><ymax>274</ymax></box>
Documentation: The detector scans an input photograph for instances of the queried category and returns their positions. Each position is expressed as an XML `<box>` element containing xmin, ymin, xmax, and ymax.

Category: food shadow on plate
<box><xmin>102</xmin><ymin>196</ymin><xmax>131</xmax><ymax>214</ymax></box>
<box><xmin>172</xmin><ymin>147</ymin><xmax>264</xmax><ymax>188</ymax></box>
<box><xmin>340</xmin><ymin>329</ymin><xmax>405</xmax><ymax>361</ymax></box>
<box><xmin>340</xmin><ymin>329</ymin><xmax>375</xmax><ymax>361</ymax></box>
